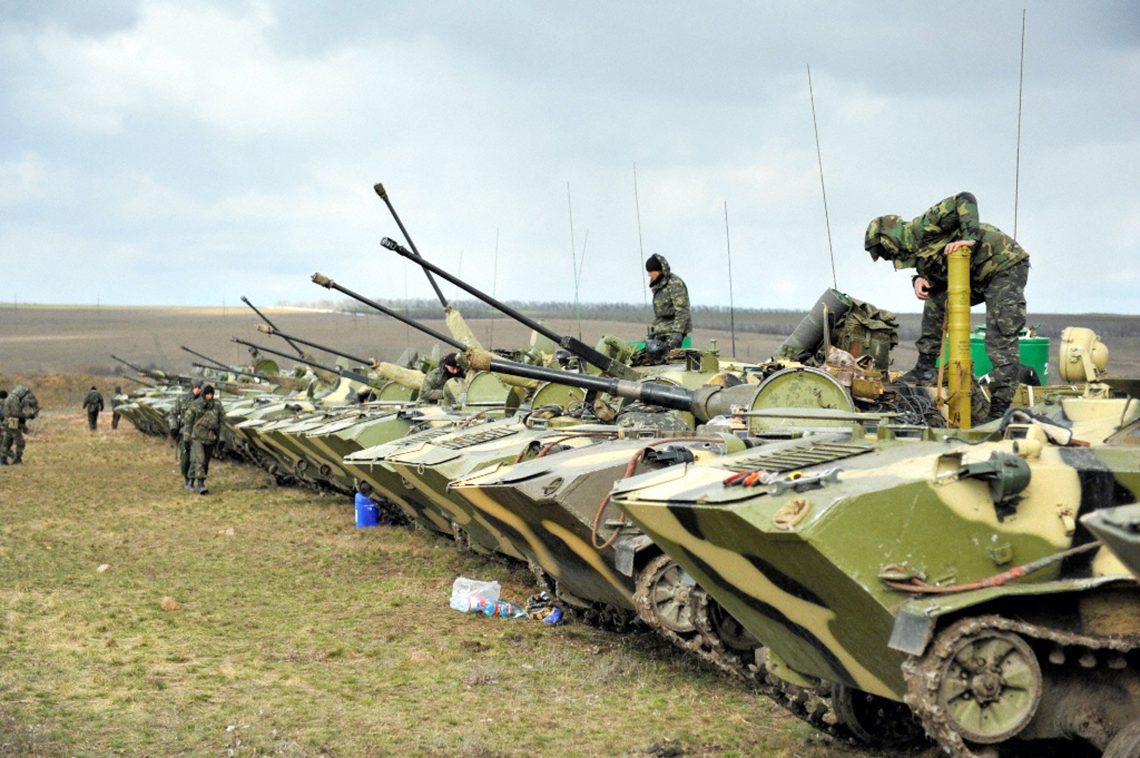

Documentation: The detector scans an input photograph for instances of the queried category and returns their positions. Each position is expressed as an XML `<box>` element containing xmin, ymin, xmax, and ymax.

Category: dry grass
<box><xmin>0</xmin><ymin>401</ymin><xmax>938</xmax><ymax>757</ymax></box>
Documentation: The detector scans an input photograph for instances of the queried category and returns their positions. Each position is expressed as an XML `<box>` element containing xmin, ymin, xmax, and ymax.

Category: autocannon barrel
<box><xmin>242</xmin><ymin>296</ymin><xmax>305</xmax><ymax>357</ymax></box>
<box><xmin>468</xmin><ymin>349</ymin><xmax>759</xmax><ymax>422</ymax></box>
<box><xmin>310</xmin><ymin>273</ymin><xmax>466</xmax><ymax>351</ymax></box>
<box><xmin>254</xmin><ymin>325</ymin><xmax>372</xmax><ymax>367</ymax></box>
<box><xmin>231</xmin><ymin>338</ymin><xmax>373</xmax><ymax>386</ymax></box>
<box><xmin>381</xmin><ymin>237</ymin><xmax>639</xmax><ymax>381</ymax></box>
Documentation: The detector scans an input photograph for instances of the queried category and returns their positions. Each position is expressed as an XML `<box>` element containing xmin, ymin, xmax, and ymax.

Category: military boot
<box><xmin>196</xmin><ymin>479</ymin><xmax>209</xmax><ymax>495</ymax></box>
<box><xmin>899</xmin><ymin>354</ymin><xmax>938</xmax><ymax>385</ymax></box>
<box><xmin>184</xmin><ymin>478</ymin><xmax>193</xmax><ymax>491</ymax></box>
<box><xmin>11</xmin><ymin>454</ymin><xmax>22</xmax><ymax>465</ymax></box>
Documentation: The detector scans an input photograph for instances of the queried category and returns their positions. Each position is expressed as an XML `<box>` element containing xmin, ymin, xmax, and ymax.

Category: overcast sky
<box><xmin>1</xmin><ymin>0</ymin><xmax>1137</xmax><ymax>315</ymax></box>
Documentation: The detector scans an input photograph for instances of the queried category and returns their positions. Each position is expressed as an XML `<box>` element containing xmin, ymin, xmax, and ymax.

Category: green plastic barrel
<box><xmin>939</xmin><ymin>327</ymin><xmax>1050</xmax><ymax>384</ymax></box>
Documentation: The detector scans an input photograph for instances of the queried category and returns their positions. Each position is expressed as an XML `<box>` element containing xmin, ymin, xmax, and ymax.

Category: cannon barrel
<box><xmin>241</xmin><ymin>296</ymin><xmax>305</xmax><ymax>357</ymax></box>
<box><xmin>470</xmin><ymin>350</ymin><xmax>759</xmax><ymax>422</ymax></box>
<box><xmin>111</xmin><ymin>354</ymin><xmax>186</xmax><ymax>385</ymax></box>
<box><xmin>230</xmin><ymin>338</ymin><xmax>373</xmax><ymax>386</ymax></box>
<box><xmin>110</xmin><ymin>353</ymin><xmax>147</xmax><ymax>373</ymax></box>
<box><xmin>310</xmin><ymin>273</ymin><xmax>465</xmax><ymax>351</ymax></box>
<box><xmin>372</xmin><ymin>182</ymin><xmax>449</xmax><ymax>307</ymax></box>
<box><xmin>381</xmin><ymin>237</ymin><xmax>639</xmax><ymax>381</ymax></box>
<box><xmin>187</xmin><ymin>360</ymin><xmax>305</xmax><ymax>391</ymax></box>
<box><xmin>254</xmin><ymin>324</ymin><xmax>372</xmax><ymax>367</ymax></box>
<box><xmin>180</xmin><ymin>345</ymin><xmax>235</xmax><ymax>373</ymax></box>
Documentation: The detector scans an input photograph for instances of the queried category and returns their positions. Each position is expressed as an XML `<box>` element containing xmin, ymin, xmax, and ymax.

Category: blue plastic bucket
<box><xmin>354</xmin><ymin>492</ymin><xmax>379</xmax><ymax>528</ymax></box>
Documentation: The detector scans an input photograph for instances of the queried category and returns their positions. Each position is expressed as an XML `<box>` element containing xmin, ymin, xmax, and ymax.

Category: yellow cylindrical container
<box><xmin>946</xmin><ymin>247</ymin><xmax>972</xmax><ymax>428</ymax></box>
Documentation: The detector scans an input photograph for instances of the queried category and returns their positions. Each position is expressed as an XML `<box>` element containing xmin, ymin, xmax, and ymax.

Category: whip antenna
<box><xmin>633</xmin><ymin>163</ymin><xmax>649</xmax><ymax>317</ymax></box>
<box><xmin>1014</xmin><ymin>9</ymin><xmax>1027</xmax><ymax>237</ymax></box>
<box><xmin>724</xmin><ymin>201</ymin><xmax>737</xmax><ymax>358</ymax></box>
<box><xmin>489</xmin><ymin>228</ymin><xmax>500</xmax><ymax>349</ymax></box>
<box><xmin>566</xmin><ymin>182</ymin><xmax>583</xmax><ymax>340</ymax></box>
<box><xmin>807</xmin><ymin>64</ymin><xmax>837</xmax><ymax>289</ymax></box>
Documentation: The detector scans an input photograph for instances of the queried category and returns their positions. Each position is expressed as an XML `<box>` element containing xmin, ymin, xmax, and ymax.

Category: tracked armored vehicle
<box><xmin>609</xmin><ymin>353</ymin><xmax>1140</xmax><ymax>754</ymax></box>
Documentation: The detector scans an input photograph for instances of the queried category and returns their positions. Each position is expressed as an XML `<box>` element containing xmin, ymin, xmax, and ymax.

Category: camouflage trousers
<box><xmin>916</xmin><ymin>261</ymin><xmax>1029</xmax><ymax>408</ymax></box>
<box><xmin>189</xmin><ymin>441</ymin><xmax>215</xmax><ymax>480</ymax></box>
<box><xmin>1</xmin><ymin>424</ymin><xmax>26</xmax><ymax>462</ymax></box>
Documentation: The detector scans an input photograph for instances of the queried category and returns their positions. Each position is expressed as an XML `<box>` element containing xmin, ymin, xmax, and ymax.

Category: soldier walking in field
<box><xmin>110</xmin><ymin>386</ymin><xmax>126</xmax><ymax>430</ymax></box>
<box><xmin>1</xmin><ymin>384</ymin><xmax>40</xmax><ymax>464</ymax></box>
<box><xmin>645</xmin><ymin>254</ymin><xmax>691</xmax><ymax>350</ymax></box>
<box><xmin>864</xmin><ymin>191</ymin><xmax>1030</xmax><ymax>421</ymax></box>
<box><xmin>83</xmin><ymin>386</ymin><xmax>105</xmax><ymax>430</ymax></box>
<box><xmin>181</xmin><ymin>384</ymin><xmax>224</xmax><ymax>494</ymax></box>
<box><xmin>170</xmin><ymin>379</ymin><xmax>202</xmax><ymax>488</ymax></box>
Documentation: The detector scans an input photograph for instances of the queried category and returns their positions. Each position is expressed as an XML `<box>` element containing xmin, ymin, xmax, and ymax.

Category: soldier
<box><xmin>419</xmin><ymin>353</ymin><xmax>465</xmax><ymax>404</ymax></box>
<box><xmin>82</xmin><ymin>386</ymin><xmax>105</xmax><ymax>430</ymax></box>
<box><xmin>181</xmin><ymin>384</ymin><xmax>224</xmax><ymax>494</ymax></box>
<box><xmin>170</xmin><ymin>379</ymin><xmax>203</xmax><ymax>489</ymax></box>
<box><xmin>1</xmin><ymin>384</ymin><xmax>39</xmax><ymax>465</ymax></box>
<box><xmin>865</xmin><ymin>191</ymin><xmax>1030</xmax><ymax>421</ymax></box>
<box><xmin>645</xmin><ymin>254</ymin><xmax>691</xmax><ymax>349</ymax></box>
<box><xmin>110</xmin><ymin>386</ymin><xmax>126</xmax><ymax>430</ymax></box>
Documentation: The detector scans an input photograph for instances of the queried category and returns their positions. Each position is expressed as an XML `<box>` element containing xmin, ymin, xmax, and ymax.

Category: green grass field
<box><xmin>0</xmin><ymin>402</ymin><xmax>937</xmax><ymax>757</ymax></box>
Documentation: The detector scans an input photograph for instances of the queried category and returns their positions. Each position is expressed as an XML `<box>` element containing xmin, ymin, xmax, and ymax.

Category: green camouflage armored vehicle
<box><xmin>610</xmin><ymin>380</ymin><xmax>1140</xmax><ymax>754</ymax></box>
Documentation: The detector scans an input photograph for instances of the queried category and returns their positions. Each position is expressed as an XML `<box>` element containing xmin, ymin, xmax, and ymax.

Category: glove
<box><xmin>666</xmin><ymin>333</ymin><xmax>684</xmax><ymax>349</ymax></box>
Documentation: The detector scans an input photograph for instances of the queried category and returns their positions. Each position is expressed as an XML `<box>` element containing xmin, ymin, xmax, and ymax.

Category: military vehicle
<box><xmin>606</xmin><ymin>326</ymin><xmax>1140</xmax><ymax>755</ymax></box>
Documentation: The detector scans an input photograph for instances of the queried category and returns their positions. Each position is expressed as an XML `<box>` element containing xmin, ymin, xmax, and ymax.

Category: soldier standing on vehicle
<box><xmin>864</xmin><ymin>191</ymin><xmax>1030</xmax><ymax>421</ymax></box>
<box><xmin>83</xmin><ymin>386</ymin><xmax>105</xmax><ymax>430</ymax></box>
<box><xmin>645</xmin><ymin>254</ymin><xmax>691</xmax><ymax>350</ymax></box>
<box><xmin>170</xmin><ymin>379</ymin><xmax>202</xmax><ymax>488</ymax></box>
<box><xmin>1</xmin><ymin>384</ymin><xmax>39</xmax><ymax>465</ymax></box>
<box><xmin>182</xmin><ymin>384</ymin><xmax>224</xmax><ymax>494</ymax></box>
<box><xmin>110</xmin><ymin>386</ymin><xmax>126</xmax><ymax>430</ymax></box>
<box><xmin>419</xmin><ymin>353</ymin><xmax>465</xmax><ymax>404</ymax></box>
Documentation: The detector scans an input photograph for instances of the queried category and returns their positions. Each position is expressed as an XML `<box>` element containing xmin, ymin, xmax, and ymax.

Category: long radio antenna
<box><xmin>724</xmin><ymin>201</ymin><xmax>737</xmax><ymax>358</ymax></box>
<box><xmin>567</xmin><ymin>182</ymin><xmax>583</xmax><ymax>340</ymax></box>
<box><xmin>807</xmin><ymin>64</ymin><xmax>837</xmax><ymax>290</ymax></box>
<box><xmin>633</xmin><ymin>162</ymin><xmax>649</xmax><ymax>318</ymax></box>
<box><xmin>1013</xmin><ymin>9</ymin><xmax>1027</xmax><ymax>237</ymax></box>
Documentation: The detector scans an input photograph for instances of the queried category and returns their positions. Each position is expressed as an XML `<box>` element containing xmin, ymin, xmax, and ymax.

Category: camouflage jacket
<box><xmin>866</xmin><ymin>192</ymin><xmax>1029</xmax><ymax>293</ymax></box>
<box><xmin>4</xmin><ymin>386</ymin><xmax>39</xmax><ymax>422</ymax></box>
<box><xmin>182</xmin><ymin>396</ymin><xmax>224</xmax><ymax>444</ymax></box>
<box><xmin>649</xmin><ymin>255</ymin><xmax>692</xmax><ymax>338</ymax></box>
<box><xmin>419</xmin><ymin>366</ymin><xmax>452</xmax><ymax>403</ymax></box>
<box><xmin>83</xmin><ymin>389</ymin><xmax>104</xmax><ymax>413</ymax></box>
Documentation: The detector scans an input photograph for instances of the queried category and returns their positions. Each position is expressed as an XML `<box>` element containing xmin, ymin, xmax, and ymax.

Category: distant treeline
<box><xmin>306</xmin><ymin>298</ymin><xmax>808</xmax><ymax>336</ymax></box>
<box><xmin>294</xmin><ymin>297</ymin><xmax>1137</xmax><ymax>341</ymax></box>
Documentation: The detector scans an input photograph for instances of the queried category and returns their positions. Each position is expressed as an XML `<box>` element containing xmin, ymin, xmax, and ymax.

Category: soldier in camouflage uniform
<box><xmin>110</xmin><ymin>386</ymin><xmax>126</xmax><ymax>430</ymax></box>
<box><xmin>181</xmin><ymin>384</ymin><xmax>224</xmax><ymax>494</ymax></box>
<box><xmin>645</xmin><ymin>254</ymin><xmax>691</xmax><ymax>349</ymax></box>
<box><xmin>82</xmin><ymin>386</ymin><xmax>104</xmax><ymax>430</ymax></box>
<box><xmin>170</xmin><ymin>379</ymin><xmax>202</xmax><ymax>488</ymax></box>
<box><xmin>865</xmin><ymin>192</ymin><xmax>1029</xmax><ymax>420</ymax></box>
<box><xmin>419</xmin><ymin>353</ymin><xmax>465</xmax><ymax>404</ymax></box>
<box><xmin>1</xmin><ymin>384</ymin><xmax>39</xmax><ymax>464</ymax></box>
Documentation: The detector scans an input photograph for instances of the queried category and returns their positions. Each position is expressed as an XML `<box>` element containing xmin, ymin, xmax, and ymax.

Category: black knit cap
<box><xmin>645</xmin><ymin>254</ymin><xmax>663</xmax><ymax>273</ymax></box>
<box><xmin>202</xmin><ymin>385</ymin><xmax>216</xmax><ymax>396</ymax></box>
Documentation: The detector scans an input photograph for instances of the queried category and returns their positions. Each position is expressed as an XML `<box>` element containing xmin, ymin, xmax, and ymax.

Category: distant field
<box><xmin>0</xmin><ymin>305</ymin><xmax>1137</xmax><ymax>380</ymax></box>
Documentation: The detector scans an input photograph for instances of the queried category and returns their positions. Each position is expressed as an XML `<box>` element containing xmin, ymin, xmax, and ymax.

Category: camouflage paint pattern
<box><xmin>611</xmin><ymin>404</ymin><xmax>1140</xmax><ymax>701</ymax></box>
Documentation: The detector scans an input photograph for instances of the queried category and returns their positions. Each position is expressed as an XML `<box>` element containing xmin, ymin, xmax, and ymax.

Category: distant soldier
<box><xmin>181</xmin><ymin>384</ymin><xmax>224</xmax><ymax>494</ymax></box>
<box><xmin>82</xmin><ymin>386</ymin><xmax>105</xmax><ymax>430</ymax></box>
<box><xmin>110</xmin><ymin>386</ymin><xmax>126</xmax><ymax>430</ymax></box>
<box><xmin>645</xmin><ymin>254</ymin><xmax>691</xmax><ymax>349</ymax></box>
<box><xmin>419</xmin><ymin>353</ymin><xmax>465</xmax><ymax>404</ymax></box>
<box><xmin>170</xmin><ymin>379</ymin><xmax>203</xmax><ymax>488</ymax></box>
<box><xmin>865</xmin><ymin>191</ymin><xmax>1030</xmax><ymax>421</ymax></box>
<box><xmin>1</xmin><ymin>384</ymin><xmax>40</xmax><ymax>465</ymax></box>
